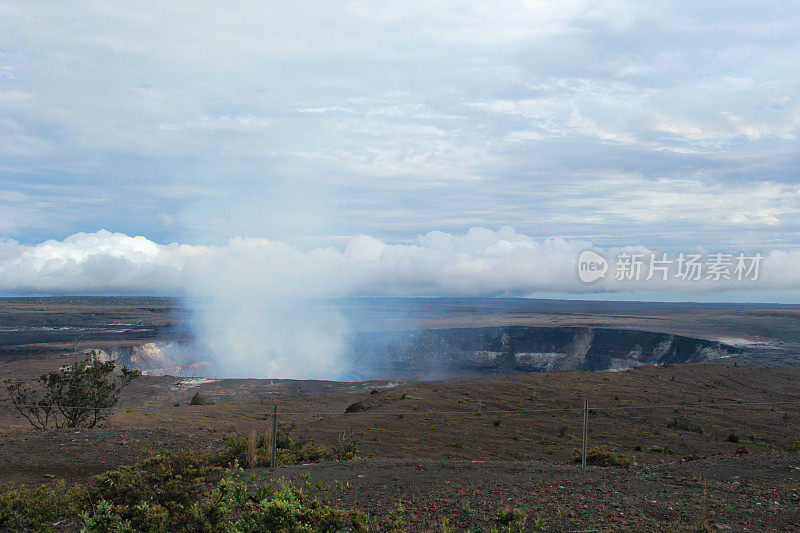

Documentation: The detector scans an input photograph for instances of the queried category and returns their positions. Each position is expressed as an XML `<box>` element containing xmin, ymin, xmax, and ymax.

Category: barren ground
<box><xmin>1</xmin><ymin>298</ymin><xmax>800</xmax><ymax>531</ymax></box>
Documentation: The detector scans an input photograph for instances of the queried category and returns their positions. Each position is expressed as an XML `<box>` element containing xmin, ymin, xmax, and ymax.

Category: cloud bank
<box><xmin>2</xmin><ymin>2</ymin><xmax>800</xmax><ymax>249</ymax></box>
<box><xmin>2</xmin><ymin>229</ymin><xmax>799</xmax><ymax>299</ymax></box>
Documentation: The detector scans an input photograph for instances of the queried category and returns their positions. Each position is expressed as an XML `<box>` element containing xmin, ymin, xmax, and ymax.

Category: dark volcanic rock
<box><xmin>190</xmin><ymin>392</ymin><xmax>209</xmax><ymax>405</ymax></box>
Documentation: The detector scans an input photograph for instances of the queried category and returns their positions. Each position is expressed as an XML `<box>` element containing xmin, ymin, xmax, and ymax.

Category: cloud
<box><xmin>0</xmin><ymin>231</ymin><xmax>193</xmax><ymax>293</ymax></box>
<box><xmin>2</xmin><ymin>229</ymin><xmax>799</xmax><ymax>299</ymax></box>
<box><xmin>1</xmin><ymin>2</ymin><xmax>799</xmax><ymax>250</ymax></box>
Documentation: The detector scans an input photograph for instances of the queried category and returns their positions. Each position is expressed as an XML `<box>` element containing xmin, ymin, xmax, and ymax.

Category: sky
<box><xmin>1</xmin><ymin>1</ymin><xmax>800</xmax><ymax>300</ymax></box>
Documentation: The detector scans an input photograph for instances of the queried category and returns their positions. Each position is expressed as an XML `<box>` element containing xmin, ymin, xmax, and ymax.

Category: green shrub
<box><xmin>441</xmin><ymin>516</ymin><xmax>456</xmax><ymax>532</ymax></box>
<box><xmin>82</xmin><ymin>474</ymin><xmax>368</xmax><ymax>533</ymax></box>
<box><xmin>667</xmin><ymin>417</ymin><xmax>703</xmax><ymax>434</ymax></box>
<box><xmin>92</xmin><ymin>446</ymin><xmax>221</xmax><ymax>531</ymax></box>
<box><xmin>0</xmin><ymin>445</ymin><xmax>370</xmax><ymax>533</ymax></box>
<box><xmin>82</xmin><ymin>499</ymin><xmax>133</xmax><ymax>532</ymax></box>
<box><xmin>235</xmin><ymin>481</ymin><xmax>367</xmax><ymax>532</ymax></box>
<box><xmin>0</xmin><ymin>480</ymin><xmax>87</xmax><ymax>531</ymax></box>
<box><xmin>218</xmin><ymin>425</ymin><xmax>357</xmax><ymax>468</ymax></box>
<box><xmin>383</xmin><ymin>501</ymin><xmax>406</xmax><ymax>532</ymax></box>
<box><xmin>85</xmin><ymin>500</ymin><xmax>172</xmax><ymax>533</ymax></box>
<box><xmin>573</xmin><ymin>446</ymin><xmax>635</xmax><ymax>467</ymax></box>
<box><xmin>727</xmin><ymin>432</ymin><xmax>741</xmax><ymax>443</ymax></box>
<box><xmin>531</xmin><ymin>516</ymin><xmax>547</xmax><ymax>531</ymax></box>
<box><xmin>649</xmin><ymin>445</ymin><xmax>673</xmax><ymax>454</ymax></box>
<box><xmin>494</xmin><ymin>507</ymin><xmax>527</xmax><ymax>532</ymax></box>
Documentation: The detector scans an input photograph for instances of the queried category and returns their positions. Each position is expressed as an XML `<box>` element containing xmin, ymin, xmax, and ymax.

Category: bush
<box><xmin>81</xmin><ymin>499</ymin><xmax>134</xmax><ymax>532</ymax></box>
<box><xmin>0</xmin><ymin>480</ymin><xmax>87</xmax><ymax>531</ymax></box>
<box><xmin>84</xmin><ymin>475</ymin><xmax>368</xmax><ymax>532</ymax></box>
<box><xmin>494</xmin><ymin>507</ymin><xmax>527</xmax><ymax>532</ymax></box>
<box><xmin>4</xmin><ymin>351</ymin><xmax>140</xmax><ymax>429</ymax></box>
<box><xmin>573</xmin><ymin>446</ymin><xmax>635</xmax><ymax>467</ymax></box>
<box><xmin>0</xmin><ymin>445</ymin><xmax>370</xmax><ymax>533</ymax></box>
<box><xmin>493</xmin><ymin>512</ymin><xmax>544</xmax><ymax>532</ymax></box>
<box><xmin>383</xmin><ymin>502</ymin><xmax>406</xmax><ymax>532</ymax></box>
<box><xmin>667</xmin><ymin>416</ymin><xmax>703</xmax><ymax>434</ymax></box>
<box><xmin>92</xmin><ymin>446</ymin><xmax>221</xmax><ymax>530</ymax></box>
<box><xmin>727</xmin><ymin>432</ymin><xmax>741</xmax><ymax>443</ymax></box>
<box><xmin>345</xmin><ymin>401</ymin><xmax>366</xmax><ymax>413</ymax></box>
<box><xmin>234</xmin><ymin>481</ymin><xmax>367</xmax><ymax>532</ymax></box>
<box><xmin>87</xmin><ymin>446</ymin><xmax>366</xmax><ymax>532</ymax></box>
<box><xmin>218</xmin><ymin>424</ymin><xmax>357</xmax><ymax>468</ymax></box>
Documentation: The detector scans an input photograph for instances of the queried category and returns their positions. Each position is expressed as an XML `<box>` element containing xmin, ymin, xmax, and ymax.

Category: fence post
<box><xmin>270</xmin><ymin>404</ymin><xmax>277</xmax><ymax>470</ymax></box>
<box><xmin>581</xmin><ymin>399</ymin><xmax>588</xmax><ymax>470</ymax></box>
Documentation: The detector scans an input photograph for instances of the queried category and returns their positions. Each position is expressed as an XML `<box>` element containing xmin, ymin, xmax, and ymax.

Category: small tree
<box><xmin>4</xmin><ymin>351</ymin><xmax>140</xmax><ymax>429</ymax></box>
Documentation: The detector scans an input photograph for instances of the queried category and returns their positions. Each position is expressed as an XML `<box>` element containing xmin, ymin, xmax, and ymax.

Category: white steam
<box><xmin>188</xmin><ymin>297</ymin><xmax>350</xmax><ymax>379</ymax></box>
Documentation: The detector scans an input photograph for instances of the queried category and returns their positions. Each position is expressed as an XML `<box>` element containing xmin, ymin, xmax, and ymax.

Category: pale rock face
<box><xmin>105</xmin><ymin>343</ymin><xmax>211</xmax><ymax>377</ymax></box>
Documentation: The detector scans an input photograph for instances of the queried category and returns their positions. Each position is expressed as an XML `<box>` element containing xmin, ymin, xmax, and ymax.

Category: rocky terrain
<box><xmin>2</xmin><ymin>297</ymin><xmax>800</xmax><ymax>530</ymax></box>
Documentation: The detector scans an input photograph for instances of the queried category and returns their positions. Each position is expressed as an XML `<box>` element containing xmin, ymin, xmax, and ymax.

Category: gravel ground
<box><xmin>256</xmin><ymin>455</ymin><xmax>800</xmax><ymax>532</ymax></box>
<box><xmin>0</xmin><ymin>427</ymin><xmax>203</xmax><ymax>485</ymax></box>
<box><xmin>3</xmin><ymin>429</ymin><xmax>798</xmax><ymax>530</ymax></box>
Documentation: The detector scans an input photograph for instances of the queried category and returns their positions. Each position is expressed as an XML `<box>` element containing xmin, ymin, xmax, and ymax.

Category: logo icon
<box><xmin>578</xmin><ymin>250</ymin><xmax>608</xmax><ymax>283</ymax></box>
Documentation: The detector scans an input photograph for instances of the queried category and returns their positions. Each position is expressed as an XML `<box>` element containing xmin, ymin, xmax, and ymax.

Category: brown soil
<box><xmin>1</xmin><ymin>363</ymin><xmax>799</xmax><ymax>530</ymax></box>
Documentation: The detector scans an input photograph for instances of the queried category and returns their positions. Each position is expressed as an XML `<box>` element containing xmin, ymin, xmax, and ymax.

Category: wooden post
<box><xmin>270</xmin><ymin>404</ymin><xmax>277</xmax><ymax>470</ymax></box>
<box><xmin>581</xmin><ymin>400</ymin><xmax>588</xmax><ymax>470</ymax></box>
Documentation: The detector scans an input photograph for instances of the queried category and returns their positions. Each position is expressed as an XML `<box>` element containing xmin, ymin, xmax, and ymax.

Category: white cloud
<box><xmin>1</xmin><ymin>1</ymin><xmax>800</xmax><ymax>252</ymax></box>
<box><xmin>0</xmin><ymin>231</ymin><xmax>196</xmax><ymax>293</ymax></box>
<box><xmin>551</xmin><ymin>175</ymin><xmax>800</xmax><ymax>227</ymax></box>
<box><xmin>2</xmin><ymin>229</ymin><xmax>799</xmax><ymax>297</ymax></box>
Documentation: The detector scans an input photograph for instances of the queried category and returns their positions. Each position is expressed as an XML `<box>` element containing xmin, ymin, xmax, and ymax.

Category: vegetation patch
<box><xmin>573</xmin><ymin>446</ymin><xmax>636</xmax><ymax>467</ymax></box>
<box><xmin>1</xmin><ymin>447</ymin><xmax>368</xmax><ymax>532</ymax></box>
<box><xmin>666</xmin><ymin>416</ymin><xmax>703</xmax><ymax>434</ymax></box>
<box><xmin>493</xmin><ymin>507</ymin><xmax>527</xmax><ymax>532</ymax></box>
<box><xmin>0</xmin><ymin>480</ymin><xmax>86</xmax><ymax>531</ymax></box>
<box><xmin>217</xmin><ymin>423</ymin><xmax>358</xmax><ymax>468</ymax></box>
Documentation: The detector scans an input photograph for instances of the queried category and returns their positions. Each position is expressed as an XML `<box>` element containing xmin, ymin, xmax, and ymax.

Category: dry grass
<box><xmin>246</xmin><ymin>428</ymin><xmax>258</xmax><ymax>468</ymax></box>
